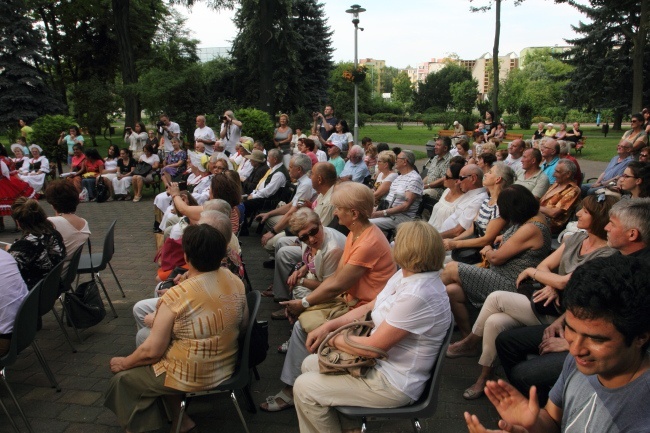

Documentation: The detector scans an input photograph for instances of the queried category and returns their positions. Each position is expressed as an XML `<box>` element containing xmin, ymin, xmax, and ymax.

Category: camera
<box><xmin>125</xmin><ymin>126</ymin><xmax>132</xmax><ymax>132</ymax></box>
<box><xmin>178</xmin><ymin>181</ymin><xmax>188</xmax><ymax>191</ymax></box>
<box><xmin>312</xmin><ymin>112</ymin><xmax>319</xmax><ymax>118</ymax></box>
<box><xmin>156</xmin><ymin>120</ymin><xmax>165</xmax><ymax>128</ymax></box>
<box><xmin>221</xmin><ymin>116</ymin><xmax>229</xmax><ymax>122</ymax></box>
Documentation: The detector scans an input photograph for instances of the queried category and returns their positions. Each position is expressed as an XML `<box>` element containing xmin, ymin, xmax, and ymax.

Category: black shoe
<box><xmin>239</xmin><ymin>226</ymin><xmax>249</xmax><ymax>236</ymax></box>
<box><xmin>263</xmin><ymin>259</ymin><xmax>275</xmax><ymax>269</ymax></box>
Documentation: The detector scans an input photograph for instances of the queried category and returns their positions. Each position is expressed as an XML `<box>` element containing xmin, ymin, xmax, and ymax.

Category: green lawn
<box><xmin>359</xmin><ymin>124</ymin><xmax>622</xmax><ymax>162</ymax></box>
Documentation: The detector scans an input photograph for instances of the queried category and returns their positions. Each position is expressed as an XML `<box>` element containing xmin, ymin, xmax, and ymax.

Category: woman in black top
<box><xmin>111</xmin><ymin>148</ymin><xmax>137</xmax><ymax>200</ymax></box>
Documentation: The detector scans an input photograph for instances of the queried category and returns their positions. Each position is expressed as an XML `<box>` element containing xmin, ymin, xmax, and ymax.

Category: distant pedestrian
<box><xmin>602</xmin><ymin>121</ymin><xmax>609</xmax><ymax>137</ymax></box>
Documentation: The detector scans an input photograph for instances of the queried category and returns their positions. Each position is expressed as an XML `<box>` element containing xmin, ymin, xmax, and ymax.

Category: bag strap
<box><xmin>87</xmin><ymin>238</ymin><xmax>96</xmax><ymax>282</ymax></box>
<box><xmin>318</xmin><ymin>320</ymin><xmax>388</xmax><ymax>367</ymax></box>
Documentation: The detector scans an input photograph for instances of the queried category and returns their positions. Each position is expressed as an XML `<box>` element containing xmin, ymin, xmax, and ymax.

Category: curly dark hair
<box><xmin>564</xmin><ymin>256</ymin><xmax>650</xmax><ymax>350</ymax></box>
<box><xmin>45</xmin><ymin>180</ymin><xmax>80</xmax><ymax>214</ymax></box>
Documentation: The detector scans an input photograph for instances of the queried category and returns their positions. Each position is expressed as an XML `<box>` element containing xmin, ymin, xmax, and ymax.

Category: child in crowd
<box><xmin>496</xmin><ymin>149</ymin><xmax>509</xmax><ymax>161</ymax></box>
<box><xmin>364</xmin><ymin>144</ymin><xmax>378</xmax><ymax>177</ymax></box>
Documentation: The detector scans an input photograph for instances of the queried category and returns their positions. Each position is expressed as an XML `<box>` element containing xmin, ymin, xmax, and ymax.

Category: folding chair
<box><xmin>76</xmin><ymin>220</ymin><xmax>123</xmax><ymax>318</ymax></box>
<box><xmin>335</xmin><ymin>319</ymin><xmax>454</xmax><ymax>433</ymax></box>
<box><xmin>174</xmin><ymin>291</ymin><xmax>261</xmax><ymax>433</ymax></box>
<box><xmin>59</xmin><ymin>245</ymin><xmax>85</xmax><ymax>343</ymax></box>
<box><xmin>0</xmin><ymin>281</ymin><xmax>45</xmax><ymax>433</ymax></box>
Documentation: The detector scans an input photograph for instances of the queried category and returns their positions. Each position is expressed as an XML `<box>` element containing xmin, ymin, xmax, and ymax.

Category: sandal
<box><xmin>260</xmin><ymin>389</ymin><xmax>294</xmax><ymax>412</ymax></box>
<box><xmin>261</xmin><ymin>285</ymin><xmax>274</xmax><ymax>297</ymax></box>
<box><xmin>133</xmin><ymin>195</ymin><xmax>142</xmax><ymax>202</ymax></box>
<box><xmin>271</xmin><ymin>308</ymin><xmax>287</xmax><ymax>320</ymax></box>
<box><xmin>446</xmin><ymin>343</ymin><xmax>480</xmax><ymax>359</ymax></box>
<box><xmin>463</xmin><ymin>384</ymin><xmax>485</xmax><ymax>400</ymax></box>
<box><xmin>277</xmin><ymin>339</ymin><xmax>290</xmax><ymax>354</ymax></box>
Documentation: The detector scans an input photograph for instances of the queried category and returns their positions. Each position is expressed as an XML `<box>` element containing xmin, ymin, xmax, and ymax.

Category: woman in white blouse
<box><xmin>124</xmin><ymin>122</ymin><xmax>148</xmax><ymax>161</ymax></box>
<box><xmin>19</xmin><ymin>145</ymin><xmax>49</xmax><ymax>193</ymax></box>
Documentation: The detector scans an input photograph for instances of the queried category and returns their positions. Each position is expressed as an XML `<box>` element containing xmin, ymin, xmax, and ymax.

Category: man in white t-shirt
<box><xmin>158</xmin><ymin>114</ymin><xmax>180</xmax><ymax>153</ymax></box>
<box><xmin>193</xmin><ymin>115</ymin><xmax>216</xmax><ymax>155</ymax></box>
<box><xmin>439</xmin><ymin>164</ymin><xmax>488</xmax><ymax>239</ymax></box>
<box><xmin>219</xmin><ymin>110</ymin><xmax>243</xmax><ymax>156</ymax></box>
<box><xmin>504</xmin><ymin>138</ymin><xmax>524</xmax><ymax>173</ymax></box>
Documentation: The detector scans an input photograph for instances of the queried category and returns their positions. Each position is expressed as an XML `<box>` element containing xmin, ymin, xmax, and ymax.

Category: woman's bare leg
<box><xmin>162</xmin><ymin>394</ymin><xmax>196</xmax><ymax>433</ymax></box>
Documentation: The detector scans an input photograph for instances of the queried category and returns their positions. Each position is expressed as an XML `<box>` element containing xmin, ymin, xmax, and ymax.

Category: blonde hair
<box><xmin>279</xmin><ymin>113</ymin><xmax>289</xmax><ymax>123</ymax></box>
<box><xmin>393</xmin><ymin>221</ymin><xmax>444</xmax><ymax>272</ymax></box>
<box><xmin>365</xmin><ymin>143</ymin><xmax>378</xmax><ymax>157</ymax></box>
<box><xmin>331</xmin><ymin>182</ymin><xmax>374</xmax><ymax>221</ymax></box>
<box><xmin>289</xmin><ymin>208</ymin><xmax>321</xmax><ymax>234</ymax></box>
<box><xmin>481</xmin><ymin>142</ymin><xmax>497</xmax><ymax>154</ymax></box>
<box><xmin>377</xmin><ymin>150</ymin><xmax>396</xmax><ymax>169</ymax></box>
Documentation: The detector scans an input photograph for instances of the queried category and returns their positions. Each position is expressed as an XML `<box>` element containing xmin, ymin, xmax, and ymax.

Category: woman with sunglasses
<box><xmin>428</xmin><ymin>160</ymin><xmax>465</xmax><ymax>231</ymax></box>
<box><xmin>622</xmin><ymin>113</ymin><xmax>648</xmax><ymax>156</ymax></box>
<box><xmin>275</xmin><ymin>208</ymin><xmax>347</xmax><ymax>350</ymax></box>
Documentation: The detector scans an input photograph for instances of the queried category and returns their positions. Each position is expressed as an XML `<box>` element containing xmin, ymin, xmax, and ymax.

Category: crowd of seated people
<box><xmin>6</xmin><ymin>108</ymin><xmax>650</xmax><ymax>433</ymax></box>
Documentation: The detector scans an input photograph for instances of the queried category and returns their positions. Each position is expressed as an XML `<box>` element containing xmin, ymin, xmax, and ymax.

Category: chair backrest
<box><xmin>38</xmin><ymin>260</ymin><xmax>65</xmax><ymax>317</ymax></box>
<box><xmin>61</xmin><ymin>245</ymin><xmax>84</xmax><ymax>293</ymax></box>
<box><xmin>100</xmin><ymin>220</ymin><xmax>118</xmax><ymax>266</ymax></box>
<box><xmin>1</xmin><ymin>281</ymin><xmax>43</xmax><ymax>366</ymax></box>
<box><xmin>228</xmin><ymin>291</ymin><xmax>261</xmax><ymax>387</ymax></box>
<box><xmin>411</xmin><ymin>318</ymin><xmax>455</xmax><ymax>416</ymax></box>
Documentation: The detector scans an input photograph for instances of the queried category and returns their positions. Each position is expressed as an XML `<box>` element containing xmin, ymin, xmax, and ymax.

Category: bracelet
<box><xmin>270</xmin><ymin>228</ymin><xmax>277</xmax><ymax>235</ymax></box>
<box><xmin>533</xmin><ymin>269</ymin><xmax>538</xmax><ymax>280</ymax></box>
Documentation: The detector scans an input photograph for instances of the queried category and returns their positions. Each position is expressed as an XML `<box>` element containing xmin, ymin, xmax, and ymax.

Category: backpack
<box><xmin>95</xmin><ymin>179</ymin><xmax>110</xmax><ymax>203</ymax></box>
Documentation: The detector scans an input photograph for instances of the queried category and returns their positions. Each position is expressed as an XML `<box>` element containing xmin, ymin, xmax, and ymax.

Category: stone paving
<box><xmin>0</xmin><ymin>156</ymin><xmax>607</xmax><ymax>433</ymax></box>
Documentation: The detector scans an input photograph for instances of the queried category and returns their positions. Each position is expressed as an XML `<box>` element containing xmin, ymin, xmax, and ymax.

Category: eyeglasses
<box><xmin>620</xmin><ymin>174</ymin><xmax>637</xmax><ymax>179</ymax></box>
<box><xmin>444</xmin><ymin>174</ymin><xmax>456</xmax><ymax>180</ymax></box>
<box><xmin>640</xmin><ymin>153</ymin><xmax>649</xmax><ymax>158</ymax></box>
<box><xmin>298</xmin><ymin>226</ymin><xmax>320</xmax><ymax>243</ymax></box>
<box><xmin>631</xmin><ymin>120</ymin><xmax>639</xmax><ymax>123</ymax></box>
<box><xmin>458</xmin><ymin>174</ymin><xmax>472</xmax><ymax>181</ymax></box>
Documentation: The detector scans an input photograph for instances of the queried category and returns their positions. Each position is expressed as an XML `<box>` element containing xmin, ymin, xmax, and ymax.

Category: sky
<box><xmin>177</xmin><ymin>0</ymin><xmax>589</xmax><ymax>69</ymax></box>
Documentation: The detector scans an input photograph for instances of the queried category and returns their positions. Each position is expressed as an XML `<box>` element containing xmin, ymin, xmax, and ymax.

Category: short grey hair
<box><xmin>268</xmin><ymin>148</ymin><xmax>282</xmax><ymax>162</ymax></box>
<box><xmin>558</xmin><ymin>141</ymin><xmax>570</xmax><ymax>155</ymax></box>
<box><xmin>401</xmin><ymin>150</ymin><xmax>416</xmax><ymax>167</ymax></box>
<box><xmin>289</xmin><ymin>208</ymin><xmax>321</xmax><ymax>235</ymax></box>
<box><xmin>291</xmin><ymin>153</ymin><xmax>312</xmax><ymax>173</ymax></box>
<box><xmin>609</xmin><ymin>198</ymin><xmax>650</xmax><ymax>244</ymax></box>
<box><xmin>349</xmin><ymin>144</ymin><xmax>365</xmax><ymax>159</ymax></box>
<box><xmin>198</xmin><ymin>210</ymin><xmax>232</xmax><ymax>243</ymax></box>
<box><xmin>558</xmin><ymin>158</ymin><xmax>577</xmax><ymax>177</ymax></box>
<box><xmin>203</xmin><ymin>199</ymin><xmax>231</xmax><ymax>216</ymax></box>
<box><xmin>492</xmin><ymin>162</ymin><xmax>516</xmax><ymax>188</ymax></box>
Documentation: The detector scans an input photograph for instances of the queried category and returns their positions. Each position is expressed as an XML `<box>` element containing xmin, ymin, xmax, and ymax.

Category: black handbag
<box><xmin>450</xmin><ymin>223</ymin><xmax>484</xmax><ymax>264</ymax></box>
<box><xmin>64</xmin><ymin>239</ymin><xmax>107</xmax><ymax>328</ymax></box>
<box><xmin>133</xmin><ymin>161</ymin><xmax>153</xmax><ymax>176</ymax></box>
<box><xmin>517</xmin><ymin>277</ymin><xmax>563</xmax><ymax>320</ymax></box>
<box><xmin>95</xmin><ymin>179</ymin><xmax>110</xmax><ymax>203</ymax></box>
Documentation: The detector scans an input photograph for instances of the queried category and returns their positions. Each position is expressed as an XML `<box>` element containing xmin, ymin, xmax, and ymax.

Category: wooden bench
<box><xmin>504</xmin><ymin>133</ymin><xmax>524</xmax><ymax>141</ymax></box>
<box><xmin>574</xmin><ymin>137</ymin><xmax>586</xmax><ymax>155</ymax></box>
<box><xmin>437</xmin><ymin>130</ymin><xmax>472</xmax><ymax>139</ymax></box>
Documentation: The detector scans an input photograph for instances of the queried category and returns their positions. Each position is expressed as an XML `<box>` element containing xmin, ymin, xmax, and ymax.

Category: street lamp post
<box><xmin>346</xmin><ymin>4</ymin><xmax>365</xmax><ymax>147</ymax></box>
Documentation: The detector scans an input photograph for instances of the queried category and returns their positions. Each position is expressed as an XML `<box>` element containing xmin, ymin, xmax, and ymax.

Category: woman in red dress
<box><xmin>0</xmin><ymin>145</ymin><xmax>35</xmax><ymax>231</ymax></box>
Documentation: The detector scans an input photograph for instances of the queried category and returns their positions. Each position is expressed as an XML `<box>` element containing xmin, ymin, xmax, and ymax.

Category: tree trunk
<box><xmin>492</xmin><ymin>0</ymin><xmax>501</xmax><ymax>117</ymax></box>
<box><xmin>38</xmin><ymin>6</ymin><xmax>68</xmax><ymax>106</ymax></box>
<box><xmin>258</xmin><ymin>0</ymin><xmax>275</xmax><ymax>115</ymax></box>
<box><xmin>112</xmin><ymin>0</ymin><xmax>140</xmax><ymax>126</ymax></box>
<box><xmin>613</xmin><ymin>109</ymin><xmax>625</xmax><ymax>130</ymax></box>
<box><xmin>631</xmin><ymin>0</ymin><xmax>648</xmax><ymax>113</ymax></box>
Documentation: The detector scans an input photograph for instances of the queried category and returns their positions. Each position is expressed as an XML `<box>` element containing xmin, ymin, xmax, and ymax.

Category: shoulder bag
<box><xmin>318</xmin><ymin>314</ymin><xmax>388</xmax><ymax>378</ymax></box>
<box><xmin>64</xmin><ymin>239</ymin><xmax>107</xmax><ymax>328</ymax></box>
<box><xmin>133</xmin><ymin>161</ymin><xmax>153</xmax><ymax>176</ymax></box>
<box><xmin>517</xmin><ymin>277</ymin><xmax>563</xmax><ymax>320</ymax></box>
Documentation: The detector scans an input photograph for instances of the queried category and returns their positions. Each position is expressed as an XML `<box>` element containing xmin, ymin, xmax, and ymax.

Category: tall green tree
<box><xmin>450</xmin><ymin>79</ymin><xmax>479</xmax><ymax>114</ymax></box>
<box><xmin>392</xmin><ymin>71</ymin><xmax>413</xmax><ymax>104</ymax></box>
<box><xmin>0</xmin><ymin>0</ymin><xmax>64</xmax><ymax>131</ymax></box>
<box><xmin>413</xmin><ymin>64</ymin><xmax>473</xmax><ymax>112</ymax></box>
<box><xmin>557</xmin><ymin>0</ymin><xmax>650</xmax><ymax>118</ymax></box>
<box><xmin>470</xmin><ymin>0</ymin><xmax>526</xmax><ymax>117</ymax></box>
<box><xmin>380</xmin><ymin>66</ymin><xmax>399</xmax><ymax>94</ymax></box>
<box><xmin>231</xmin><ymin>0</ymin><xmax>333</xmax><ymax>114</ymax></box>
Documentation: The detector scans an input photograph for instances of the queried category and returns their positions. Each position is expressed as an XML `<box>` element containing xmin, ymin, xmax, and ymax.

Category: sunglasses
<box><xmin>619</xmin><ymin>174</ymin><xmax>636</xmax><ymax>179</ymax></box>
<box><xmin>458</xmin><ymin>174</ymin><xmax>472</xmax><ymax>181</ymax></box>
<box><xmin>298</xmin><ymin>226</ymin><xmax>320</xmax><ymax>243</ymax></box>
<box><xmin>444</xmin><ymin>174</ymin><xmax>456</xmax><ymax>180</ymax></box>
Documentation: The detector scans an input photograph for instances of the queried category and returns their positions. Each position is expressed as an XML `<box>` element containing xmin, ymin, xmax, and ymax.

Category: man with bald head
<box><xmin>504</xmin><ymin>139</ymin><xmax>524</xmax><ymax>172</ymax></box>
<box><xmin>438</xmin><ymin>164</ymin><xmax>488</xmax><ymax>239</ymax></box>
<box><xmin>540</xmin><ymin>139</ymin><xmax>561</xmax><ymax>184</ymax></box>
<box><xmin>194</xmin><ymin>115</ymin><xmax>216</xmax><ymax>155</ymax></box>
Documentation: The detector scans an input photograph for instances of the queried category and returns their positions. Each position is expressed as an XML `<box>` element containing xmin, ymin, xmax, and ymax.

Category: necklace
<box><xmin>352</xmin><ymin>223</ymin><xmax>371</xmax><ymax>242</ymax></box>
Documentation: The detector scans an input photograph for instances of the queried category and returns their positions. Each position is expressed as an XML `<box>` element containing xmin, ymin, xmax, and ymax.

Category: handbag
<box><xmin>516</xmin><ymin>277</ymin><xmax>563</xmax><ymax>319</ymax></box>
<box><xmin>298</xmin><ymin>295</ymin><xmax>350</xmax><ymax>333</ymax></box>
<box><xmin>63</xmin><ymin>239</ymin><xmax>107</xmax><ymax>328</ymax></box>
<box><xmin>95</xmin><ymin>179</ymin><xmax>109</xmax><ymax>203</ymax></box>
<box><xmin>318</xmin><ymin>314</ymin><xmax>388</xmax><ymax>378</ymax></box>
<box><xmin>133</xmin><ymin>161</ymin><xmax>153</xmax><ymax>176</ymax></box>
<box><xmin>451</xmin><ymin>223</ymin><xmax>484</xmax><ymax>264</ymax></box>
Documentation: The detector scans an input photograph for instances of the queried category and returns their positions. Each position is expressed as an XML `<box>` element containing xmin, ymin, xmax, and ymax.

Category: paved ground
<box><xmin>0</xmin><ymin>153</ymin><xmax>607</xmax><ymax>433</ymax></box>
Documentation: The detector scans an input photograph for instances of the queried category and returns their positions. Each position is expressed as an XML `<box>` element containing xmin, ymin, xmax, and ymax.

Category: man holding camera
<box><xmin>193</xmin><ymin>115</ymin><xmax>216</xmax><ymax>155</ymax></box>
<box><xmin>158</xmin><ymin>114</ymin><xmax>180</xmax><ymax>154</ymax></box>
<box><xmin>313</xmin><ymin>105</ymin><xmax>337</xmax><ymax>146</ymax></box>
<box><xmin>219</xmin><ymin>110</ymin><xmax>243</xmax><ymax>156</ymax></box>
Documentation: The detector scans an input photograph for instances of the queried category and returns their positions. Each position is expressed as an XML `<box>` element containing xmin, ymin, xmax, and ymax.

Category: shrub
<box><xmin>518</xmin><ymin>103</ymin><xmax>534</xmax><ymax>129</ymax></box>
<box><xmin>531</xmin><ymin>116</ymin><xmax>552</xmax><ymax>125</ymax></box>
<box><xmin>235</xmin><ymin>108</ymin><xmax>274</xmax><ymax>149</ymax></box>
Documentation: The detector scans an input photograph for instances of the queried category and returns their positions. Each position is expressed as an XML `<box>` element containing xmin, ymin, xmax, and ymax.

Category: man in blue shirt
<box><xmin>339</xmin><ymin>145</ymin><xmax>370</xmax><ymax>183</ymax></box>
<box><xmin>580</xmin><ymin>140</ymin><xmax>634</xmax><ymax>197</ymax></box>
<box><xmin>540</xmin><ymin>139</ymin><xmax>560</xmax><ymax>184</ymax></box>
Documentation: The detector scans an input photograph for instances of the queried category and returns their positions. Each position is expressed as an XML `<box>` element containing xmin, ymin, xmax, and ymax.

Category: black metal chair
<box><xmin>76</xmin><ymin>220</ymin><xmax>123</xmax><ymax>318</ymax></box>
<box><xmin>335</xmin><ymin>319</ymin><xmax>454</xmax><ymax>433</ymax></box>
<box><xmin>0</xmin><ymin>281</ymin><xmax>45</xmax><ymax>433</ymax></box>
<box><xmin>59</xmin><ymin>245</ymin><xmax>85</xmax><ymax>343</ymax></box>
<box><xmin>173</xmin><ymin>291</ymin><xmax>261</xmax><ymax>433</ymax></box>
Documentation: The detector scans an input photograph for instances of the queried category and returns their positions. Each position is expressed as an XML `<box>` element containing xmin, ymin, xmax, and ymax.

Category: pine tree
<box><xmin>0</xmin><ymin>0</ymin><xmax>64</xmax><ymax>130</ymax></box>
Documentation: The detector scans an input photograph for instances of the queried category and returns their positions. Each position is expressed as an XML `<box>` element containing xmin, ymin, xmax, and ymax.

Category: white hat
<box><xmin>28</xmin><ymin>144</ymin><xmax>43</xmax><ymax>153</ymax></box>
<box><xmin>546</xmin><ymin>123</ymin><xmax>554</xmax><ymax>128</ymax></box>
<box><xmin>10</xmin><ymin>143</ymin><xmax>23</xmax><ymax>153</ymax></box>
<box><xmin>453</xmin><ymin>120</ymin><xmax>459</xmax><ymax>126</ymax></box>
<box><xmin>326</xmin><ymin>141</ymin><xmax>342</xmax><ymax>150</ymax></box>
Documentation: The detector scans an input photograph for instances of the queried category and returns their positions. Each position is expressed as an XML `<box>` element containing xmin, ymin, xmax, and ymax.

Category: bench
<box><xmin>504</xmin><ymin>133</ymin><xmax>524</xmax><ymax>141</ymax></box>
<box><xmin>437</xmin><ymin>130</ymin><xmax>472</xmax><ymax>138</ymax></box>
<box><xmin>574</xmin><ymin>137</ymin><xmax>587</xmax><ymax>155</ymax></box>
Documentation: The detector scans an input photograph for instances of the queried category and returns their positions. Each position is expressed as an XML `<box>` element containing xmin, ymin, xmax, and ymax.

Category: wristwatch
<box><xmin>301</xmin><ymin>297</ymin><xmax>310</xmax><ymax>308</ymax></box>
<box><xmin>270</xmin><ymin>228</ymin><xmax>277</xmax><ymax>235</ymax></box>
<box><xmin>383</xmin><ymin>210</ymin><xmax>388</xmax><ymax>217</ymax></box>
